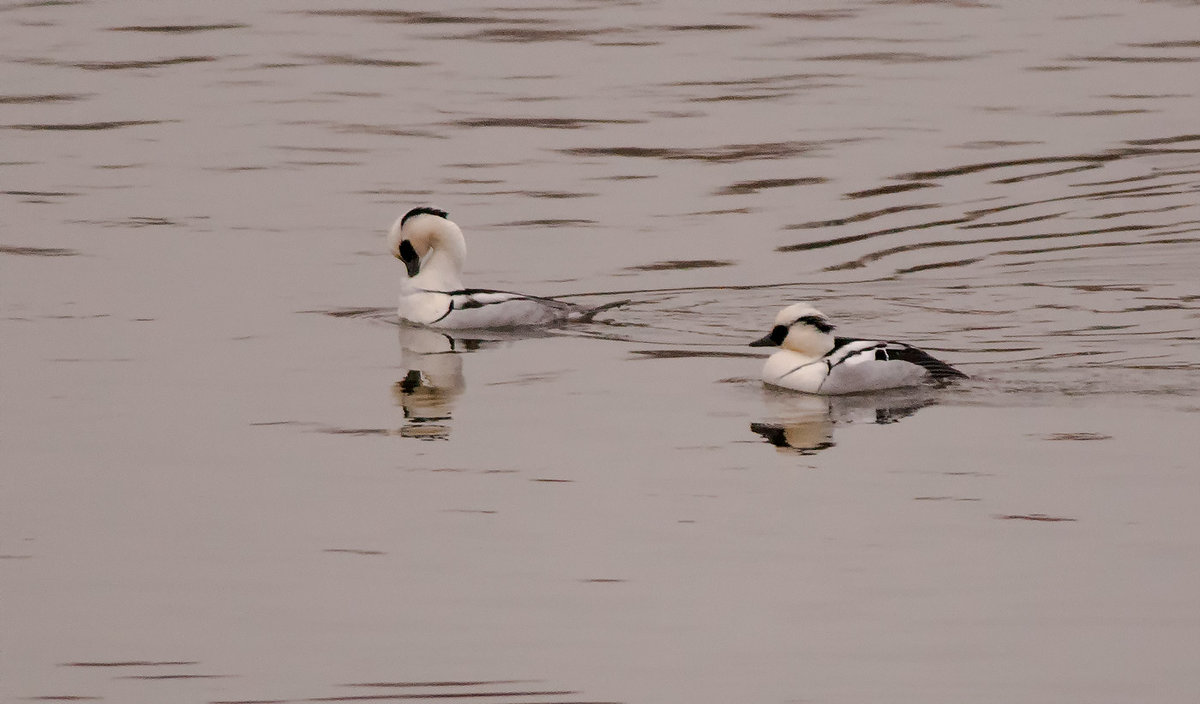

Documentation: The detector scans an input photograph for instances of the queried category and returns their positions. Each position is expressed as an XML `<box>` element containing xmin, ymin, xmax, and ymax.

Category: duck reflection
<box><xmin>393</xmin><ymin>324</ymin><xmax>550</xmax><ymax>439</ymax></box>
<box><xmin>751</xmin><ymin>386</ymin><xmax>939</xmax><ymax>455</ymax></box>
<box><xmin>393</xmin><ymin>325</ymin><xmax>464</xmax><ymax>439</ymax></box>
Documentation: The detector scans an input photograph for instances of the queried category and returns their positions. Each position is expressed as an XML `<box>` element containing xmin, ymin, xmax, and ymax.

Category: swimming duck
<box><xmin>388</xmin><ymin>207</ymin><xmax>623</xmax><ymax>329</ymax></box>
<box><xmin>750</xmin><ymin>303</ymin><xmax>966</xmax><ymax>395</ymax></box>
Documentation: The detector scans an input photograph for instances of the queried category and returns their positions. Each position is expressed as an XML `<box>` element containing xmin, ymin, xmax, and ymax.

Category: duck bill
<box><xmin>749</xmin><ymin>333</ymin><xmax>778</xmax><ymax>347</ymax></box>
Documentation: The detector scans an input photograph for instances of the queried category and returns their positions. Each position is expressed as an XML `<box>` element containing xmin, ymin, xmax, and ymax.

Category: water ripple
<box><xmin>449</xmin><ymin>117</ymin><xmax>643</xmax><ymax>130</ymax></box>
<box><xmin>5</xmin><ymin>120</ymin><xmax>172</xmax><ymax>130</ymax></box>
<box><xmin>108</xmin><ymin>23</ymin><xmax>248</xmax><ymax>33</ymax></box>
<box><xmin>72</xmin><ymin>57</ymin><xmax>216</xmax><ymax>70</ymax></box>
<box><xmin>562</xmin><ymin>140</ymin><xmax>837</xmax><ymax>163</ymax></box>
<box><xmin>0</xmin><ymin>93</ymin><xmax>87</xmax><ymax>103</ymax></box>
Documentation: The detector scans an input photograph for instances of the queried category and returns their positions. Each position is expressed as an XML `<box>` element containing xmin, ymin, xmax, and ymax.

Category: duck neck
<box><xmin>418</xmin><ymin>222</ymin><xmax>467</xmax><ymax>291</ymax></box>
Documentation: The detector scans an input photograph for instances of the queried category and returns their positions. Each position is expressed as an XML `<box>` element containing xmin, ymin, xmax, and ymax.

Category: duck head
<box><xmin>749</xmin><ymin>303</ymin><xmax>837</xmax><ymax>358</ymax></box>
<box><xmin>387</xmin><ymin>206</ymin><xmax>466</xmax><ymax>288</ymax></box>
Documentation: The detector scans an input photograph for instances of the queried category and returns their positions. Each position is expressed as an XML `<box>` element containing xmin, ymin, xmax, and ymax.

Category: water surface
<box><xmin>4</xmin><ymin>2</ymin><xmax>1199</xmax><ymax>703</ymax></box>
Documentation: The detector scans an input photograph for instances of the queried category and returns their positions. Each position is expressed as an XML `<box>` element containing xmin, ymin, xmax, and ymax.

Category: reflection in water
<box><xmin>393</xmin><ymin>325</ymin><xmax>466</xmax><ymax>440</ymax></box>
<box><xmin>393</xmin><ymin>324</ymin><xmax>551</xmax><ymax>439</ymax></box>
<box><xmin>751</xmin><ymin>387</ymin><xmax>938</xmax><ymax>455</ymax></box>
<box><xmin>751</xmin><ymin>393</ymin><xmax>835</xmax><ymax>455</ymax></box>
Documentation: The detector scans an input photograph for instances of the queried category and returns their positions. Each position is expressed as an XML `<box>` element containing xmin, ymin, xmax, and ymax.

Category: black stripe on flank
<box><xmin>442</xmin><ymin>291</ymin><xmax>524</xmax><ymax>313</ymax></box>
<box><xmin>826</xmin><ymin>341</ymin><xmax>885</xmax><ymax>372</ymax></box>
<box><xmin>449</xmin><ymin>288</ymin><xmax>567</xmax><ymax>307</ymax></box>
<box><xmin>450</xmin><ymin>288</ymin><xmax>506</xmax><ymax>296</ymax></box>
<box><xmin>401</xmin><ymin>206</ymin><xmax>448</xmax><ymax>227</ymax></box>
<box><xmin>830</xmin><ymin>337</ymin><xmax>855</xmax><ymax>353</ymax></box>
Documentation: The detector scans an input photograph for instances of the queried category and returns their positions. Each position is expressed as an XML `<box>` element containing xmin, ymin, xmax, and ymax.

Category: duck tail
<box><xmin>574</xmin><ymin>299</ymin><xmax>631</xmax><ymax>323</ymax></box>
<box><xmin>889</xmin><ymin>344</ymin><xmax>969</xmax><ymax>382</ymax></box>
<box><xmin>924</xmin><ymin>358</ymin><xmax>969</xmax><ymax>382</ymax></box>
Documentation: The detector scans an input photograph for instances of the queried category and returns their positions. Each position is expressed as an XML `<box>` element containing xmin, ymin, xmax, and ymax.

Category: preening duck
<box><xmin>750</xmin><ymin>303</ymin><xmax>966</xmax><ymax>395</ymax></box>
<box><xmin>387</xmin><ymin>207</ymin><xmax>624</xmax><ymax>329</ymax></box>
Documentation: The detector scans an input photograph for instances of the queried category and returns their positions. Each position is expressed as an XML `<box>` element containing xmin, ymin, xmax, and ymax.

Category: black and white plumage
<box><xmin>750</xmin><ymin>303</ymin><xmax>967</xmax><ymax>395</ymax></box>
<box><xmin>387</xmin><ymin>207</ymin><xmax>624</xmax><ymax>329</ymax></box>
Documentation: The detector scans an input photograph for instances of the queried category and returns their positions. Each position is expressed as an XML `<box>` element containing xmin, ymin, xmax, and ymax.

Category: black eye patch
<box><xmin>769</xmin><ymin>325</ymin><xmax>788</xmax><ymax>345</ymax></box>
<box><xmin>399</xmin><ymin>240</ymin><xmax>421</xmax><ymax>277</ymax></box>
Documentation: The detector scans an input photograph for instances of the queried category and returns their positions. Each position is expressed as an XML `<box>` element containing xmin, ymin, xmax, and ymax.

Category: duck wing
<box><xmin>879</xmin><ymin>342</ymin><xmax>967</xmax><ymax>380</ymax></box>
<box><xmin>431</xmin><ymin>288</ymin><xmax>574</xmax><ymax>329</ymax></box>
<box><xmin>826</xmin><ymin>338</ymin><xmax>967</xmax><ymax>381</ymax></box>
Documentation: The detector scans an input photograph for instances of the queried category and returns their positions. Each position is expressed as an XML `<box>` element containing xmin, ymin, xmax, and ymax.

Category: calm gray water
<box><xmin>4</xmin><ymin>2</ymin><xmax>1199</xmax><ymax>703</ymax></box>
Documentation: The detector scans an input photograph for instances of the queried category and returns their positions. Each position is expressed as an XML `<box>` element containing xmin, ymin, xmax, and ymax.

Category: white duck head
<box><xmin>749</xmin><ymin>303</ymin><xmax>837</xmax><ymax>358</ymax></box>
<box><xmin>387</xmin><ymin>206</ymin><xmax>466</xmax><ymax>290</ymax></box>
